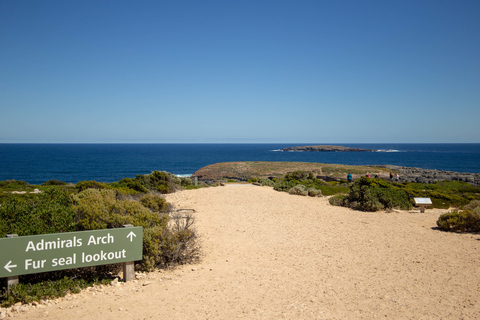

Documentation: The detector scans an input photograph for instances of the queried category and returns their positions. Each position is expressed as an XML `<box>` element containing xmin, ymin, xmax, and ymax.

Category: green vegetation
<box><xmin>341</xmin><ymin>177</ymin><xmax>412</xmax><ymax>211</ymax></box>
<box><xmin>0</xmin><ymin>171</ymin><xmax>199</xmax><ymax>307</ymax></box>
<box><xmin>270</xmin><ymin>170</ymin><xmax>348</xmax><ymax>197</ymax></box>
<box><xmin>0</xmin><ymin>188</ymin><xmax>76</xmax><ymax>236</ymax></box>
<box><xmin>436</xmin><ymin>200</ymin><xmax>480</xmax><ymax>232</ymax></box>
<box><xmin>328</xmin><ymin>177</ymin><xmax>480</xmax><ymax>212</ymax></box>
<box><xmin>41</xmin><ymin>179</ymin><xmax>67</xmax><ymax>186</ymax></box>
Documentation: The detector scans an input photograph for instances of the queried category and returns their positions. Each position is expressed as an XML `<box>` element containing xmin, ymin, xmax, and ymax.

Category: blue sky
<box><xmin>1</xmin><ymin>0</ymin><xmax>479</xmax><ymax>143</ymax></box>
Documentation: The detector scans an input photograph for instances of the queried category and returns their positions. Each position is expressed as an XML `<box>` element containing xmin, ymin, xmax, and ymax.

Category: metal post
<box><xmin>122</xmin><ymin>225</ymin><xmax>135</xmax><ymax>282</ymax></box>
<box><xmin>6</xmin><ymin>234</ymin><xmax>19</xmax><ymax>290</ymax></box>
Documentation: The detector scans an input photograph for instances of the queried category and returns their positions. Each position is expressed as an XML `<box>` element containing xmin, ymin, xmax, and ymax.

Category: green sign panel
<box><xmin>0</xmin><ymin>227</ymin><xmax>143</xmax><ymax>277</ymax></box>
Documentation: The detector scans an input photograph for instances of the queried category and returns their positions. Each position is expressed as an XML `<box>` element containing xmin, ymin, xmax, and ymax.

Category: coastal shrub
<box><xmin>0</xmin><ymin>276</ymin><xmax>111</xmax><ymax>308</ymax></box>
<box><xmin>285</xmin><ymin>171</ymin><xmax>314</xmax><ymax>181</ymax></box>
<box><xmin>464</xmin><ymin>200</ymin><xmax>480</xmax><ymax>210</ymax></box>
<box><xmin>71</xmin><ymin>188</ymin><xmax>199</xmax><ymax>270</ymax></box>
<box><xmin>178</xmin><ymin>177</ymin><xmax>193</xmax><ymax>187</ymax></box>
<box><xmin>72</xmin><ymin>189</ymin><xmax>170</xmax><ymax>270</ymax></box>
<box><xmin>0</xmin><ymin>172</ymin><xmax>201</xmax><ymax>306</ymax></box>
<box><xmin>139</xmin><ymin>193</ymin><xmax>171</xmax><ymax>212</ymax></box>
<box><xmin>0</xmin><ymin>188</ymin><xmax>76</xmax><ymax>237</ymax></box>
<box><xmin>274</xmin><ymin>179</ymin><xmax>298</xmax><ymax>192</ymax></box>
<box><xmin>72</xmin><ymin>189</ymin><xmax>169</xmax><ymax>230</ymax></box>
<box><xmin>117</xmin><ymin>178</ymin><xmax>149</xmax><ymax>193</ymax></box>
<box><xmin>152</xmin><ymin>211</ymin><xmax>201</xmax><ymax>268</ymax></box>
<box><xmin>329</xmin><ymin>194</ymin><xmax>347</xmax><ymax>206</ymax></box>
<box><xmin>289</xmin><ymin>184</ymin><xmax>308</xmax><ymax>196</ymax></box>
<box><xmin>347</xmin><ymin>177</ymin><xmax>412</xmax><ymax>211</ymax></box>
<box><xmin>307</xmin><ymin>188</ymin><xmax>322</xmax><ymax>197</ymax></box>
<box><xmin>76</xmin><ymin>180</ymin><xmax>109</xmax><ymax>192</ymax></box>
<box><xmin>129</xmin><ymin>170</ymin><xmax>180</xmax><ymax>194</ymax></box>
<box><xmin>0</xmin><ymin>180</ymin><xmax>31</xmax><ymax>192</ymax></box>
<box><xmin>436</xmin><ymin>207</ymin><xmax>480</xmax><ymax>232</ymax></box>
<box><xmin>258</xmin><ymin>178</ymin><xmax>275</xmax><ymax>187</ymax></box>
<box><xmin>41</xmin><ymin>179</ymin><xmax>67</xmax><ymax>186</ymax></box>
<box><xmin>395</xmin><ymin>181</ymin><xmax>479</xmax><ymax>209</ymax></box>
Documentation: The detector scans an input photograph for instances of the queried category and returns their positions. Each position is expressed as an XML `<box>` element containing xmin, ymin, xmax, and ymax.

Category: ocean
<box><xmin>1</xmin><ymin>143</ymin><xmax>479</xmax><ymax>185</ymax></box>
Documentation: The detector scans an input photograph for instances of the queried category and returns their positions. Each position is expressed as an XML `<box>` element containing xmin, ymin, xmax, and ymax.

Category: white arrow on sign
<box><xmin>126</xmin><ymin>231</ymin><xmax>137</xmax><ymax>242</ymax></box>
<box><xmin>4</xmin><ymin>260</ymin><xmax>17</xmax><ymax>273</ymax></box>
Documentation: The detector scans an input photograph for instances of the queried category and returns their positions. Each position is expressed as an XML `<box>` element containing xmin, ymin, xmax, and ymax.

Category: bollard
<box><xmin>122</xmin><ymin>225</ymin><xmax>135</xmax><ymax>282</ymax></box>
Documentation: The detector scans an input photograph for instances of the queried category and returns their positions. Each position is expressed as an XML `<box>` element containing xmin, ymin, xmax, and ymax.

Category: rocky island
<box><xmin>282</xmin><ymin>145</ymin><xmax>376</xmax><ymax>152</ymax></box>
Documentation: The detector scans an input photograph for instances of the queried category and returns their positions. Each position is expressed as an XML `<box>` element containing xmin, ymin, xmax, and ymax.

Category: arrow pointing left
<box><xmin>4</xmin><ymin>261</ymin><xmax>17</xmax><ymax>273</ymax></box>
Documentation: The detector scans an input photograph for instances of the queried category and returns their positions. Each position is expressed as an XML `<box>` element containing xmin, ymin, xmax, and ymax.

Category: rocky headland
<box><xmin>282</xmin><ymin>145</ymin><xmax>376</xmax><ymax>152</ymax></box>
<box><xmin>192</xmin><ymin>161</ymin><xmax>480</xmax><ymax>186</ymax></box>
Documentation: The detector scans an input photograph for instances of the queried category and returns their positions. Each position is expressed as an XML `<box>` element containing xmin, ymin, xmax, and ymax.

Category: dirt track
<box><xmin>9</xmin><ymin>184</ymin><xmax>480</xmax><ymax>319</ymax></box>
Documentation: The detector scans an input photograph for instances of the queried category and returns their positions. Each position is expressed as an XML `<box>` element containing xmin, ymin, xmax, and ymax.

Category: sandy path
<box><xmin>10</xmin><ymin>184</ymin><xmax>480</xmax><ymax>319</ymax></box>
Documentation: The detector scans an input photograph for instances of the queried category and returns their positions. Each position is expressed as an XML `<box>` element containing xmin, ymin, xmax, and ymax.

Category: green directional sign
<box><xmin>0</xmin><ymin>227</ymin><xmax>143</xmax><ymax>278</ymax></box>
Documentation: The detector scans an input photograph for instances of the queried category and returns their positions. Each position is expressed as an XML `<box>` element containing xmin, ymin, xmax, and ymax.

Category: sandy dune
<box><xmin>10</xmin><ymin>184</ymin><xmax>480</xmax><ymax>319</ymax></box>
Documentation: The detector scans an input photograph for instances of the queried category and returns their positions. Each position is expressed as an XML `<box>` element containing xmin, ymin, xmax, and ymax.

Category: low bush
<box><xmin>0</xmin><ymin>188</ymin><xmax>76</xmax><ymax>237</ymax></box>
<box><xmin>116</xmin><ymin>178</ymin><xmax>149</xmax><ymax>193</ymax></box>
<box><xmin>257</xmin><ymin>178</ymin><xmax>274</xmax><ymax>187</ymax></box>
<box><xmin>72</xmin><ymin>189</ymin><xmax>169</xmax><ymax>231</ymax></box>
<box><xmin>152</xmin><ymin>211</ymin><xmax>200</xmax><ymax>268</ymax></box>
<box><xmin>307</xmin><ymin>188</ymin><xmax>322</xmax><ymax>197</ymax></box>
<box><xmin>436</xmin><ymin>207</ymin><xmax>480</xmax><ymax>232</ymax></box>
<box><xmin>139</xmin><ymin>193</ymin><xmax>171</xmax><ymax>212</ymax></box>
<box><xmin>396</xmin><ymin>180</ymin><xmax>479</xmax><ymax>209</ymax></box>
<box><xmin>329</xmin><ymin>194</ymin><xmax>347</xmax><ymax>206</ymax></box>
<box><xmin>1</xmin><ymin>276</ymin><xmax>110</xmax><ymax>308</ymax></box>
<box><xmin>274</xmin><ymin>179</ymin><xmax>298</xmax><ymax>192</ymax></box>
<box><xmin>76</xmin><ymin>180</ymin><xmax>109</xmax><ymax>192</ymax></box>
<box><xmin>345</xmin><ymin>177</ymin><xmax>412</xmax><ymax>211</ymax></box>
<box><xmin>0</xmin><ymin>180</ymin><xmax>31</xmax><ymax>192</ymax></box>
<box><xmin>464</xmin><ymin>200</ymin><xmax>480</xmax><ymax>210</ymax></box>
<box><xmin>289</xmin><ymin>184</ymin><xmax>308</xmax><ymax>196</ymax></box>
<box><xmin>41</xmin><ymin>179</ymin><xmax>67</xmax><ymax>186</ymax></box>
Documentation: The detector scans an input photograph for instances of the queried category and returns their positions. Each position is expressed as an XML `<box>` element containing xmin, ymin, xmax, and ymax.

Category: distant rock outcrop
<box><xmin>375</xmin><ymin>165</ymin><xmax>480</xmax><ymax>186</ymax></box>
<box><xmin>282</xmin><ymin>145</ymin><xmax>375</xmax><ymax>152</ymax></box>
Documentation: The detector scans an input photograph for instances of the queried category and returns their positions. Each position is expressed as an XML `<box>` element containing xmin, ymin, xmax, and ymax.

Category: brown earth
<box><xmin>192</xmin><ymin>161</ymin><xmax>391</xmax><ymax>181</ymax></box>
<box><xmin>6</xmin><ymin>184</ymin><xmax>480</xmax><ymax>319</ymax></box>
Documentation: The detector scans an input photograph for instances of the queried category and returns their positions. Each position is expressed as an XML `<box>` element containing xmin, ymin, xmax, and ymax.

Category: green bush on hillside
<box><xmin>345</xmin><ymin>177</ymin><xmax>412</xmax><ymax>211</ymax></box>
<box><xmin>329</xmin><ymin>194</ymin><xmax>347</xmax><ymax>206</ymax></box>
<box><xmin>41</xmin><ymin>179</ymin><xmax>67</xmax><ymax>186</ymax></box>
<box><xmin>289</xmin><ymin>184</ymin><xmax>308</xmax><ymax>196</ymax></box>
<box><xmin>274</xmin><ymin>171</ymin><xmax>348</xmax><ymax>196</ymax></box>
<box><xmin>139</xmin><ymin>193</ymin><xmax>171</xmax><ymax>212</ymax></box>
<box><xmin>76</xmin><ymin>180</ymin><xmax>109</xmax><ymax>192</ymax></box>
<box><xmin>0</xmin><ymin>180</ymin><xmax>31</xmax><ymax>192</ymax></box>
<box><xmin>395</xmin><ymin>180</ymin><xmax>479</xmax><ymax>209</ymax></box>
<box><xmin>436</xmin><ymin>207</ymin><xmax>480</xmax><ymax>232</ymax></box>
<box><xmin>257</xmin><ymin>178</ymin><xmax>275</xmax><ymax>187</ymax></box>
<box><xmin>0</xmin><ymin>188</ymin><xmax>76</xmax><ymax>237</ymax></box>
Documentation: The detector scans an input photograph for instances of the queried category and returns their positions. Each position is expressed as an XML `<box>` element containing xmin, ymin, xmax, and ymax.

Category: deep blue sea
<box><xmin>0</xmin><ymin>143</ymin><xmax>479</xmax><ymax>185</ymax></box>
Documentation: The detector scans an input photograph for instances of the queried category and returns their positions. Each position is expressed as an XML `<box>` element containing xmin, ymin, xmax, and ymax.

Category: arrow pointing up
<box><xmin>126</xmin><ymin>231</ymin><xmax>137</xmax><ymax>242</ymax></box>
<box><xmin>4</xmin><ymin>260</ymin><xmax>17</xmax><ymax>273</ymax></box>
